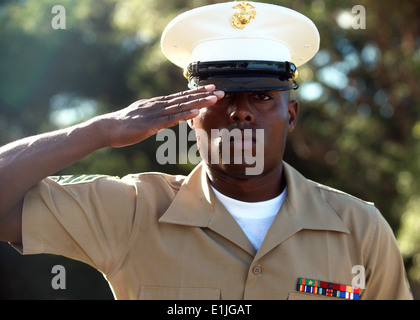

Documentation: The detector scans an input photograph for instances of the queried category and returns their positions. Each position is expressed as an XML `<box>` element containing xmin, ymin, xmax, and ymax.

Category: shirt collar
<box><xmin>159</xmin><ymin>162</ymin><xmax>215</xmax><ymax>227</ymax></box>
<box><xmin>159</xmin><ymin>161</ymin><xmax>350</xmax><ymax>257</ymax></box>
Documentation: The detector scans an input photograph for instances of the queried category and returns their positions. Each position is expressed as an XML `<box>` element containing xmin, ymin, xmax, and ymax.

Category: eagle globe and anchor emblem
<box><xmin>231</xmin><ymin>2</ymin><xmax>257</xmax><ymax>29</ymax></box>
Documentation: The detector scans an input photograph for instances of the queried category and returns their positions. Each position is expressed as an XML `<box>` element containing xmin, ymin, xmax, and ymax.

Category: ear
<box><xmin>287</xmin><ymin>99</ymin><xmax>299</xmax><ymax>132</ymax></box>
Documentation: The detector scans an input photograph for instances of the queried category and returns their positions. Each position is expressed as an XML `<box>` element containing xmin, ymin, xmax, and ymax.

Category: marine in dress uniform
<box><xmin>14</xmin><ymin>1</ymin><xmax>412</xmax><ymax>300</ymax></box>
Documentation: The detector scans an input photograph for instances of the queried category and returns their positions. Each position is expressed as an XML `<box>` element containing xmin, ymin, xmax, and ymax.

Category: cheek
<box><xmin>190</xmin><ymin>111</ymin><xmax>213</xmax><ymax>149</ymax></box>
<box><xmin>190</xmin><ymin>108</ymin><xmax>207</xmax><ymax>132</ymax></box>
<box><xmin>264</xmin><ymin>117</ymin><xmax>290</xmax><ymax>148</ymax></box>
<box><xmin>194</xmin><ymin>105</ymin><xmax>224</xmax><ymax>131</ymax></box>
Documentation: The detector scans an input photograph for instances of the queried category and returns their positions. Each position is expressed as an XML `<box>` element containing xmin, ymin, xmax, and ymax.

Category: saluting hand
<box><xmin>96</xmin><ymin>85</ymin><xmax>224</xmax><ymax>148</ymax></box>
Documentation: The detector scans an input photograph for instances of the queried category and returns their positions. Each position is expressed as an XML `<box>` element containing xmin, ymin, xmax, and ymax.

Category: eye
<box><xmin>254</xmin><ymin>93</ymin><xmax>273</xmax><ymax>101</ymax></box>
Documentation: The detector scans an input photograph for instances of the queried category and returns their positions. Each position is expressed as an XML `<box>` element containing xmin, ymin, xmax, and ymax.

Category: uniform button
<box><xmin>252</xmin><ymin>265</ymin><xmax>262</xmax><ymax>275</ymax></box>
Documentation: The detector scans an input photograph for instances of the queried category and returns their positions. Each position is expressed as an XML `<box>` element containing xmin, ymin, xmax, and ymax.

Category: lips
<box><xmin>211</xmin><ymin>127</ymin><xmax>262</xmax><ymax>155</ymax></box>
<box><xmin>206</xmin><ymin>127</ymin><xmax>264</xmax><ymax>166</ymax></box>
<box><xmin>228</xmin><ymin>128</ymin><xmax>257</xmax><ymax>141</ymax></box>
<box><xmin>227</xmin><ymin>131</ymin><xmax>258</xmax><ymax>156</ymax></box>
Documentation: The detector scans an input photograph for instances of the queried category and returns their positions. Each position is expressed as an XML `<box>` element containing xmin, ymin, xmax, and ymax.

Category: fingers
<box><xmin>118</xmin><ymin>85</ymin><xmax>224</xmax><ymax>139</ymax></box>
<box><xmin>161</xmin><ymin>84</ymin><xmax>217</xmax><ymax>100</ymax></box>
<box><xmin>157</xmin><ymin>96</ymin><xmax>216</xmax><ymax>128</ymax></box>
<box><xmin>164</xmin><ymin>94</ymin><xmax>217</xmax><ymax>114</ymax></box>
<box><xmin>157</xmin><ymin>85</ymin><xmax>224</xmax><ymax>115</ymax></box>
<box><xmin>153</xmin><ymin>85</ymin><xmax>224</xmax><ymax>128</ymax></box>
<box><xmin>159</xmin><ymin>85</ymin><xmax>224</xmax><ymax>105</ymax></box>
<box><xmin>157</xmin><ymin>109</ymin><xmax>200</xmax><ymax>129</ymax></box>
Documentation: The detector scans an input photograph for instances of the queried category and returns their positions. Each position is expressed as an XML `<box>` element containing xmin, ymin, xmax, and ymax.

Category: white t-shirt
<box><xmin>211</xmin><ymin>186</ymin><xmax>287</xmax><ymax>251</ymax></box>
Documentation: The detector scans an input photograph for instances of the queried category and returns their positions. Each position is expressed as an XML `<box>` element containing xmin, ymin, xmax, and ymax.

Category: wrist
<box><xmin>72</xmin><ymin>116</ymin><xmax>109</xmax><ymax>150</ymax></box>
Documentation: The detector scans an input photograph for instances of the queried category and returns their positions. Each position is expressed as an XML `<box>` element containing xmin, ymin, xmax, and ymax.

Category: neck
<box><xmin>205</xmin><ymin>163</ymin><xmax>285</xmax><ymax>202</ymax></box>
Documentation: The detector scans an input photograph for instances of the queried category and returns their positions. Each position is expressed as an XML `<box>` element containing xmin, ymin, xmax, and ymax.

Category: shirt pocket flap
<box><xmin>139</xmin><ymin>286</ymin><xmax>221</xmax><ymax>300</ymax></box>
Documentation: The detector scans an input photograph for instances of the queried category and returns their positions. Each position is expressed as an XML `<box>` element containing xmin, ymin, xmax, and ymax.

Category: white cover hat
<box><xmin>161</xmin><ymin>1</ymin><xmax>320</xmax><ymax>91</ymax></box>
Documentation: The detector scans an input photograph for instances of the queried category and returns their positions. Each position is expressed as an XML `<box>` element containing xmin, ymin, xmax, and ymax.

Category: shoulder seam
<box><xmin>363</xmin><ymin>205</ymin><xmax>380</xmax><ymax>264</ymax></box>
<box><xmin>311</xmin><ymin>180</ymin><xmax>375</xmax><ymax>207</ymax></box>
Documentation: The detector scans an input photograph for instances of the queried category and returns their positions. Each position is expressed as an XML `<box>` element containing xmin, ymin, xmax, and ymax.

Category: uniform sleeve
<box><xmin>18</xmin><ymin>175</ymin><xmax>137</xmax><ymax>275</ymax></box>
<box><xmin>362</xmin><ymin>207</ymin><xmax>413</xmax><ymax>300</ymax></box>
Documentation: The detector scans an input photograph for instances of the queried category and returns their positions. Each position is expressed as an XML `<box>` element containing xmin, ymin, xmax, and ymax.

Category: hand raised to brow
<box><xmin>97</xmin><ymin>85</ymin><xmax>224</xmax><ymax>148</ymax></box>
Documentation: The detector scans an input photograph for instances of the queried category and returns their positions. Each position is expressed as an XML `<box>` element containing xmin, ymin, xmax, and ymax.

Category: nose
<box><xmin>229</xmin><ymin>110</ymin><xmax>254</xmax><ymax>124</ymax></box>
<box><xmin>229</xmin><ymin>100</ymin><xmax>255</xmax><ymax>125</ymax></box>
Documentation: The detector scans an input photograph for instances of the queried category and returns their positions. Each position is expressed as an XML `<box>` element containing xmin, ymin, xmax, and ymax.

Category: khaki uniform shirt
<box><xmin>18</xmin><ymin>162</ymin><xmax>412</xmax><ymax>300</ymax></box>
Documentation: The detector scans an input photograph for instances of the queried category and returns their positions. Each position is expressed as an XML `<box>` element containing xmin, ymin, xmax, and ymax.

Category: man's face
<box><xmin>189</xmin><ymin>90</ymin><xmax>298</xmax><ymax>178</ymax></box>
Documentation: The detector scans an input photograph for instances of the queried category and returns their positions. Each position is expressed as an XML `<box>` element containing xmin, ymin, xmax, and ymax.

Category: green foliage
<box><xmin>1</xmin><ymin>0</ymin><xmax>419</xmax><ymax>298</ymax></box>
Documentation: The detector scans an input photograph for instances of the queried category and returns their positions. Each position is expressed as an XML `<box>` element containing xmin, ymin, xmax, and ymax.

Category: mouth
<box><xmin>229</xmin><ymin>135</ymin><xmax>256</xmax><ymax>148</ymax></box>
<box><xmin>207</xmin><ymin>128</ymin><xmax>264</xmax><ymax>167</ymax></box>
<box><xmin>211</xmin><ymin>127</ymin><xmax>263</xmax><ymax>151</ymax></box>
